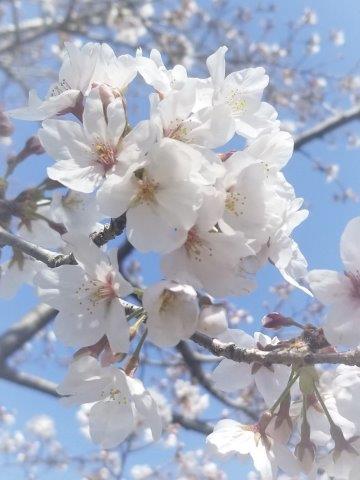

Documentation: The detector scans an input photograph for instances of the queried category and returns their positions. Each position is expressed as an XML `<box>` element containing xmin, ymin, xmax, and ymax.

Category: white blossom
<box><xmin>143</xmin><ymin>280</ymin><xmax>199</xmax><ymax>347</ymax></box>
<box><xmin>35</xmin><ymin>236</ymin><xmax>133</xmax><ymax>353</ymax></box>
<box><xmin>57</xmin><ymin>355</ymin><xmax>162</xmax><ymax>448</ymax></box>
<box><xmin>308</xmin><ymin>217</ymin><xmax>360</xmax><ymax>347</ymax></box>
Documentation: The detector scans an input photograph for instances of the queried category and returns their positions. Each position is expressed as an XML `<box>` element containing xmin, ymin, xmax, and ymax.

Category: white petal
<box><xmin>212</xmin><ymin>360</ymin><xmax>252</xmax><ymax>392</ymax></box>
<box><xmin>206</xmin><ymin>46</ymin><xmax>227</xmax><ymax>89</ymax></box>
<box><xmin>126</xmin><ymin>203</ymin><xmax>186</xmax><ymax>253</ymax></box>
<box><xmin>89</xmin><ymin>400</ymin><xmax>135</xmax><ymax>448</ymax></box>
<box><xmin>340</xmin><ymin>217</ymin><xmax>360</xmax><ymax>273</ymax></box>
<box><xmin>307</xmin><ymin>269</ymin><xmax>351</xmax><ymax>305</ymax></box>
<box><xmin>106</xmin><ymin>300</ymin><xmax>130</xmax><ymax>353</ymax></box>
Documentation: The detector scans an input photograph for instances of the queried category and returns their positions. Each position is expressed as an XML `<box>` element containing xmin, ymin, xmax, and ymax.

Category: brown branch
<box><xmin>177</xmin><ymin>341</ymin><xmax>257</xmax><ymax>420</ymax></box>
<box><xmin>294</xmin><ymin>105</ymin><xmax>360</xmax><ymax>150</ymax></box>
<box><xmin>191</xmin><ymin>331</ymin><xmax>360</xmax><ymax>367</ymax></box>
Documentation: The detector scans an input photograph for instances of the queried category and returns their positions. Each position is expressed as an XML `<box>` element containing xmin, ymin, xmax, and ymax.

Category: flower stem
<box><xmin>269</xmin><ymin>370</ymin><xmax>300</xmax><ymax>414</ymax></box>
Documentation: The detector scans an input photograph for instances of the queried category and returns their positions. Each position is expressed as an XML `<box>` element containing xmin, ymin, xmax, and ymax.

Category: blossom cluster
<box><xmin>4</xmin><ymin>41</ymin><xmax>360</xmax><ymax>479</ymax></box>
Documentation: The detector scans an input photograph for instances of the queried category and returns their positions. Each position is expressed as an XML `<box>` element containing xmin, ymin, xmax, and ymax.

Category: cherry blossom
<box><xmin>136</xmin><ymin>48</ymin><xmax>188</xmax><ymax>96</ymax></box>
<box><xmin>211</xmin><ymin>330</ymin><xmax>291</xmax><ymax>407</ymax></box>
<box><xmin>308</xmin><ymin>216</ymin><xmax>360</xmax><ymax>347</ymax></box>
<box><xmin>39</xmin><ymin>87</ymin><xmax>147</xmax><ymax>193</ymax></box>
<box><xmin>142</xmin><ymin>280</ymin><xmax>199</xmax><ymax>347</ymax></box>
<box><xmin>34</xmin><ymin>236</ymin><xmax>133</xmax><ymax>353</ymax></box>
<box><xmin>9</xmin><ymin>42</ymin><xmax>136</xmax><ymax>121</ymax></box>
<box><xmin>206</xmin><ymin>419</ymin><xmax>300</xmax><ymax>480</ymax></box>
<box><xmin>97</xmin><ymin>138</ymin><xmax>207</xmax><ymax>253</ymax></box>
<box><xmin>57</xmin><ymin>355</ymin><xmax>162</xmax><ymax>448</ymax></box>
<box><xmin>206</xmin><ymin>46</ymin><xmax>279</xmax><ymax>139</ymax></box>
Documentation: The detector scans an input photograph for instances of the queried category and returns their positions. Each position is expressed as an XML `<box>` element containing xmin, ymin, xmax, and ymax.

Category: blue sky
<box><xmin>1</xmin><ymin>0</ymin><xmax>360</xmax><ymax>478</ymax></box>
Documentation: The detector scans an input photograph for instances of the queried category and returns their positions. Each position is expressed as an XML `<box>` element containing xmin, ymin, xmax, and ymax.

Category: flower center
<box><xmin>135</xmin><ymin>177</ymin><xmax>159</xmax><ymax>205</ymax></box>
<box><xmin>185</xmin><ymin>228</ymin><xmax>212</xmax><ymax>261</ymax></box>
<box><xmin>225</xmin><ymin>89</ymin><xmax>247</xmax><ymax>114</ymax></box>
<box><xmin>101</xmin><ymin>387</ymin><xmax>129</xmax><ymax>405</ymax></box>
<box><xmin>164</xmin><ymin>119</ymin><xmax>191</xmax><ymax>142</ymax></box>
<box><xmin>94</xmin><ymin>142</ymin><xmax>117</xmax><ymax>172</ymax></box>
<box><xmin>159</xmin><ymin>289</ymin><xmax>177</xmax><ymax>313</ymax></box>
<box><xmin>76</xmin><ymin>273</ymin><xmax>117</xmax><ymax>314</ymax></box>
<box><xmin>225</xmin><ymin>190</ymin><xmax>247</xmax><ymax>216</ymax></box>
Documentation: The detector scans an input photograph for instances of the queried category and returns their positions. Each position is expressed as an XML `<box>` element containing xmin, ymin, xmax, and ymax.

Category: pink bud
<box><xmin>0</xmin><ymin>110</ymin><xmax>13</xmax><ymax>137</ymax></box>
<box><xmin>262</xmin><ymin>312</ymin><xmax>295</xmax><ymax>329</ymax></box>
<box><xmin>24</xmin><ymin>136</ymin><xmax>45</xmax><ymax>156</ymax></box>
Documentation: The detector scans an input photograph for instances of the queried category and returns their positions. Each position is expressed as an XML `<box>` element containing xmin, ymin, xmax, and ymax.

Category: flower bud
<box><xmin>295</xmin><ymin>440</ymin><xmax>316</xmax><ymax>473</ymax></box>
<box><xmin>24</xmin><ymin>136</ymin><xmax>45</xmax><ymax>156</ymax></box>
<box><xmin>261</xmin><ymin>312</ymin><xmax>295</xmax><ymax>329</ymax></box>
<box><xmin>0</xmin><ymin>110</ymin><xmax>13</xmax><ymax>138</ymax></box>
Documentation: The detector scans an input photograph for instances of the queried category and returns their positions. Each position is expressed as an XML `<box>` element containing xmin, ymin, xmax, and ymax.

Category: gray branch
<box><xmin>0</xmin><ymin>303</ymin><xmax>57</xmax><ymax>362</ymax></box>
<box><xmin>177</xmin><ymin>341</ymin><xmax>257</xmax><ymax>420</ymax></box>
<box><xmin>0</xmin><ymin>364</ymin><xmax>211</xmax><ymax>435</ymax></box>
<box><xmin>0</xmin><ymin>214</ymin><xmax>127</xmax><ymax>268</ymax></box>
<box><xmin>0</xmin><ymin>365</ymin><xmax>60</xmax><ymax>397</ymax></box>
<box><xmin>191</xmin><ymin>331</ymin><xmax>360</xmax><ymax>367</ymax></box>
<box><xmin>0</xmin><ymin>226</ymin><xmax>76</xmax><ymax>267</ymax></box>
<box><xmin>294</xmin><ymin>105</ymin><xmax>360</xmax><ymax>150</ymax></box>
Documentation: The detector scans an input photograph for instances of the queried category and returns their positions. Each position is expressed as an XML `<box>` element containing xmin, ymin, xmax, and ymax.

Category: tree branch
<box><xmin>0</xmin><ymin>303</ymin><xmax>57</xmax><ymax>362</ymax></box>
<box><xmin>0</xmin><ymin>364</ymin><xmax>212</xmax><ymax>435</ymax></box>
<box><xmin>177</xmin><ymin>341</ymin><xmax>257</xmax><ymax>420</ymax></box>
<box><xmin>294</xmin><ymin>105</ymin><xmax>360</xmax><ymax>150</ymax></box>
<box><xmin>0</xmin><ymin>214</ymin><xmax>127</xmax><ymax>268</ymax></box>
<box><xmin>91</xmin><ymin>214</ymin><xmax>127</xmax><ymax>247</ymax></box>
<box><xmin>191</xmin><ymin>331</ymin><xmax>360</xmax><ymax>367</ymax></box>
<box><xmin>171</xmin><ymin>412</ymin><xmax>212</xmax><ymax>435</ymax></box>
<box><xmin>0</xmin><ymin>226</ymin><xmax>76</xmax><ymax>267</ymax></box>
<box><xmin>0</xmin><ymin>365</ymin><xmax>60</xmax><ymax>397</ymax></box>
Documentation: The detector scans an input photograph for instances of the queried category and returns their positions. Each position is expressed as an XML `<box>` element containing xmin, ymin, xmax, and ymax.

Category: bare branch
<box><xmin>0</xmin><ymin>303</ymin><xmax>57</xmax><ymax>362</ymax></box>
<box><xmin>0</xmin><ymin>214</ymin><xmax>127</xmax><ymax>268</ymax></box>
<box><xmin>0</xmin><ymin>226</ymin><xmax>76</xmax><ymax>267</ymax></box>
<box><xmin>177</xmin><ymin>341</ymin><xmax>257</xmax><ymax>420</ymax></box>
<box><xmin>171</xmin><ymin>412</ymin><xmax>212</xmax><ymax>435</ymax></box>
<box><xmin>191</xmin><ymin>331</ymin><xmax>360</xmax><ymax>367</ymax></box>
<box><xmin>0</xmin><ymin>364</ymin><xmax>212</xmax><ymax>435</ymax></box>
<box><xmin>91</xmin><ymin>214</ymin><xmax>127</xmax><ymax>247</ymax></box>
<box><xmin>294</xmin><ymin>105</ymin><xmax>360</xmax><ymax>150</ymax></box>
<box><xmin>0</xmin><ymin>365</ymin><xmax>60</xmax><ymax>397</ymax></box>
